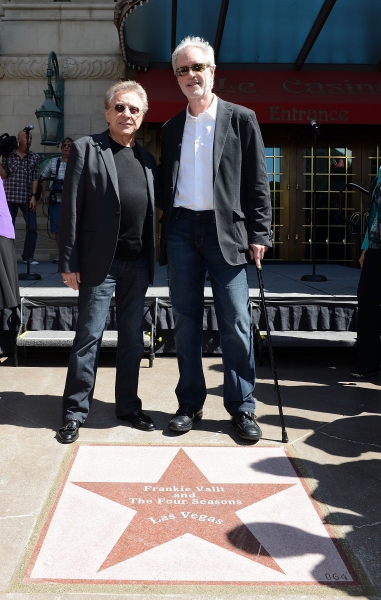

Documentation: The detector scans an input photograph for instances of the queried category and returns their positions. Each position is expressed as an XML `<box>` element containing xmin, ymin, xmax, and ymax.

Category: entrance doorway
<box><xmin>263</xmin><ymin>137</ymin><xmax>380</xmax><ymax>265</ymax></box>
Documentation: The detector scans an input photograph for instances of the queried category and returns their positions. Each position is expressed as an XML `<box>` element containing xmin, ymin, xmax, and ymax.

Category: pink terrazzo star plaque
<box><xmin>25</xmin><ymin>446</ymin><xmax>357</xmax><ymax>586</ymax></box>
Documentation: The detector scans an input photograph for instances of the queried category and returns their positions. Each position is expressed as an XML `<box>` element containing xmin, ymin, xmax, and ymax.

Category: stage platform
<box><xmin>17</xmin><ymin>260</ymin><xmax>360</xmax><ymax>299</ymax></box>
<box><xmin>8</xmin><ymin>261</ymin><xmax>361</xmax><ymax>358</ymax></box>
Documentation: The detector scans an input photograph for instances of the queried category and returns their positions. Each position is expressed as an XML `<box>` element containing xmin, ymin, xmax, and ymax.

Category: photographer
<box><xmin>0</xmin><ymin>130</ymin><xmax>40</xmax><ymax>265</ymax></box>
<box><xmin>40</xmin><ymin>138</ymin><xmax>73</xmax><ymax>263</ymax></box>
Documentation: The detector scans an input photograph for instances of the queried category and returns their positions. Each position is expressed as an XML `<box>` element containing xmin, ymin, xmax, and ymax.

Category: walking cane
<box><xmin>256</xmin><ymin>266</ymin><xmax>289</xmax><ymax>443</ymax></box>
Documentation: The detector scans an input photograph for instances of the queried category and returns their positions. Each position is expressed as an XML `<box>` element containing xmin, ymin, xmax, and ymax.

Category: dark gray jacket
<box><xmin>58</xmin><ymin>130</ymin><xmax>156</xmax><ymax>286</ymax></box>
<box><xmin>157</xmin><ymin>97</ymin><xmax>272</xmax><ymax>266</ymax></box>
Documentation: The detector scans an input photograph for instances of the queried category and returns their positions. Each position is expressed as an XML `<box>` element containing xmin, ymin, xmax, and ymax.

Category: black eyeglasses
<box><xmin>62</xmin><ymin>143</ymin><xmax>72</xmax><ymax>147</ymax></box>
<box><xmin>175</xmin><ymin>63</ymin><xmax>209</xmax><ymax>77</ymax></box>
<box><xmin>110</xmin><ymin>103</ymin><xmax>141</xmax><ymax>115</ymax></box>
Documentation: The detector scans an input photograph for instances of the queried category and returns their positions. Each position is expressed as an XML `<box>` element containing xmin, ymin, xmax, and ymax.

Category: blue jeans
<box><xmin>166</xmin><ymin>208</ymin><xmax>255</xmax><ymax>416</ymax></box>
<box><xmin>62</xmin><ymin>255</ymin><xmax>150</xmax><ymax>423</ymax></box>
<box><xmin>7</xmin><ymin>201</ymin><xmax>37</xmax><ymax>260</ymax></box>
<box><xmin>49</xmin><ymin>201</ymin><xmax>61</xmax><ymax>234</ymax></box>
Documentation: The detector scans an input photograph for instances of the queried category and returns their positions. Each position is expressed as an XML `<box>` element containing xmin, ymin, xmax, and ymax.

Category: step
<box><xmin>16</xmin><ymin>330</ymin><xmax>153</xmax><ymax>348</ymax></box>
<box><xmin>260</xmin><ymin>330</ymin><xmax>357</xmax><ymax>347</ymax></box>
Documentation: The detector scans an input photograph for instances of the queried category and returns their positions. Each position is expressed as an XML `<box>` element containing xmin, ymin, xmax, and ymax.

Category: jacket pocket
<box><xmin>232</xmin><ymin>209</ymin><xmax>246</xmax><ymax>222</ymax></box>
<box><xmin>232</xmin><ymin>210</ymin><xmax>248</xmax><ymax>249</ymax></box>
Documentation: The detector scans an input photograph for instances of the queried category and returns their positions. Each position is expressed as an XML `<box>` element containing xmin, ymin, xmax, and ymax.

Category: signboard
<box><xmin>137</xmin><ymin>69</ymin><xmax>381</xmax><ymax>124</ymax></box>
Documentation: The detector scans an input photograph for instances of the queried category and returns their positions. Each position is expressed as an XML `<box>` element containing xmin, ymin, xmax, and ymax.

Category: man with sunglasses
<box><xmin>57</xmin><ymin>81</ymin><xmax>157</xmax><ymax>443</ymax></box>
<box><xmin>157</xmin><ymin>36</ymin><xmax>272</xmax><ymax>441</ymax></box>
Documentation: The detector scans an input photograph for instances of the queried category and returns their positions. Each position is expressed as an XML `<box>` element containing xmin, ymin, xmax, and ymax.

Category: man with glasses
<box><xmin>157</xmin><ymin>36</ymin><xmax>272</xmax><ymax>441</ymax></box>
<box><xmin>40</xmin><ymin>137</ymin><xmax>73</xmax><ymax>263</ymax></box>
<box><xmin>57</xmin><ymin>81</ymin><xmax>157</xmax><ymax>443</ymax></box>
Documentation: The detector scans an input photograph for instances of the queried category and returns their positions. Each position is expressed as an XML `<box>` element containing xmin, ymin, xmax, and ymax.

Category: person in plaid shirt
<box><xmin>0</xmin><ymin>130</ymin><xmax>40</xmax><ymax>264</ymax></box>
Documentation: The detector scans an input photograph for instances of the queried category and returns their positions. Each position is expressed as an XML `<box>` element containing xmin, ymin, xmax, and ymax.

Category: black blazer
<box><xmin>157</xmin><ymin>97</ymin><xmax>272</xmax><ymax>266</ymax></box>
<box><xmin>58</xmin><ymin>130</ymin><xmax>156</xmax><ymax>286</ymax></box>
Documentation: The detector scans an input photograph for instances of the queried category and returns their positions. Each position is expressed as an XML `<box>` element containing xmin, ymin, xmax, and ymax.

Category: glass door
<box><xmin>263</xmin><ymin>138</ymin><xmax>381</xmax><ymax>264</ymax></box>
<box><xmin>264</xmin><ymin>145</ymin><xmax>286</xmax><ymax>261</ymax></box>
<box><xmin>297</xmin><ymin>142</ymin><xmax>381</xmax><ymax>265</ymax></box>
<box><xmin>301</xmin><ymin>144</ymin><xmax>355</xmax><ymax>264</ymax></box>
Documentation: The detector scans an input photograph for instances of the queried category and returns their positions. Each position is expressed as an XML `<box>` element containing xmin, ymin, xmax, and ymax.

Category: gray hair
<box><xmin>171</xmin><ymin>36</ymin><xmax>216</xmax><ymax>72</ymax></box>
<box><xmin>104</xmin><ymin>80</ymin><xmax>148</xmax><ymax>115</ymax></box>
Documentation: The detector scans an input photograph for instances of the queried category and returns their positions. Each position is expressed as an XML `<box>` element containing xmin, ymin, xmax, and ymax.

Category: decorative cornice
<box><xmin>0</xmin><ymin>56</ymin><xmax>125</xmax><ymax>79</ymax></box>
<box><xmin>114</xmin><ymin>0</ymin><xmax>140</xmax><ymax>29</ymax></box>
<box><xmin>114</xmin><ymin>0</ymin><xmax>151</xmax><ymax>69</ymax></box>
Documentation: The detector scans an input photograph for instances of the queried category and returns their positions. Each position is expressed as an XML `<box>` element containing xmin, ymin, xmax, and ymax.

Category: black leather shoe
<box><xmin>169</xmin><ymin>405</ymin><xmax>203</xmax><ymax>432</ymax></box>
<box><xmin>118</xmin><ymin>409</ymin><xmax>155</xmax><ymax>431</ymax></box>
<box><xmin>232</xmin><ymin>412</ymin><xmax>262</xmax><ymax>441</ymax></box>
<box><xmin>57</xmin><ymin>419</ymin><xmax>80</xmax><ymax>444</ymax></box>
<box><xmin>350</xmin><ymin>366</ymin><xmax>379</xmax><ymax>379</ymax></box>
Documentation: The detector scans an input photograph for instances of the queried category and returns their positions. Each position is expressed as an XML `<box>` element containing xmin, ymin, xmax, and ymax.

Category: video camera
<box><xmin>38</xmin><ymin>162</ymin><xmax>64</xmax><ymax>206</ymax></box>
<box><xmin>0</xmin><ymin>133</ymin><xmax>18</xmax><ymax>158</ymax></box>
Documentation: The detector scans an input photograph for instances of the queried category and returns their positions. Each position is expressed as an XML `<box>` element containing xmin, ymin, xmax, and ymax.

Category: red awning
<box><xmin>137</xmin><ymin>70</ymin><xmax>381</xmax><ymax>125</ymax></box>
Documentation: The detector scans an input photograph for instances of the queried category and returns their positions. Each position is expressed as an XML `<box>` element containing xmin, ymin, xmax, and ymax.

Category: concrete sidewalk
<box><xmin>0</xmin><ymin>347</ymin><xmax>380</xmax><ymax>600</ymax></box>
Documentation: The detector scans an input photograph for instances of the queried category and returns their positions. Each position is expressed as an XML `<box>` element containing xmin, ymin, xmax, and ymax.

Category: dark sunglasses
<box><xmin>175</xmin><ymin>63</ymin><xmax>209</xmax><ymax>77</ymax></box>
<box><xmin>111</xmin><ymin>103</ymin><xmax>141</xmax><ymax>115</ymax></box>
<box><xmin>62</xmin><ymin>143</ymin><xmax>72</xmax><ymax>147</ymax></box>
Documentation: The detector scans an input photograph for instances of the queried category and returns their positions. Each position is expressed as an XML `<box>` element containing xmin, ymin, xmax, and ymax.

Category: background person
<box><xmin>57</xmin><ymin>81</ymin><xmax>156</xmax><ymax>443</ymax></box>
<box><xmin>40</xmin><ymin>137</ymin><xmax>73</xmax><ymax>263</ymax></box>
<box><xmin>351</xmin><ymin>166</ymin><xmax>381</xmax><ymax>379</ymax></box>
<box><xmin>0</xmin><ymin>130</ymin><xmax>40</xmax><ymax>265</ymax></box>
<box><xmin>0</xmin><ymin>177</ymin><xmax>20</xmax><ymax>310</ymax></box>
<box><xmin>157</xmin><ymin>36</ymin><xmax>272</xmax><ymax>441</ymax></box>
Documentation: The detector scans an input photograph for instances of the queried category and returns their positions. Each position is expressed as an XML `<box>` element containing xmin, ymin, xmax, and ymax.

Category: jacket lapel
<box><xmin>95</xmin><ymin>131</ymin><xmax>119</xmax><ymax>198</ymax></box>
<box><xmin>135</xmin><ymin>143</ymin><xmax>154</xmax><ymax>208</ymax></box>
<box><xmin>171</xmin><ymin>111</ymin><xmax>187</xmax><ymax>194</ymax></box>
<box><xmin>213</xmin><ymin>98</ymin><xmax>233</xmax><ymax>182</ymax></box>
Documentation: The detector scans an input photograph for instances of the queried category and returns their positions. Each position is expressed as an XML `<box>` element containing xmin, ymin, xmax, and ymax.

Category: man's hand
<box><xmin>359</xmin><ymin>249</ymin><xmax>365</xmax><ymax>269</ymax></box>
<box><xmin>41</xmin><ymin>181</ymin><xmax>49</xmax><ymax>204</ymax></box>
<box><xmin>248</xmin><ymin>244</ymin><xmax>268</xmax><ymax>268</ymax></box>
<box><xmin>61</xmin><ymin>272</ymin><xmax>81</xmax><ymax>291</ymax></box>
<box><xmin>30</xmin><ymin>197</ymin><xmax>37</xmax><ymax>212</ymax></box>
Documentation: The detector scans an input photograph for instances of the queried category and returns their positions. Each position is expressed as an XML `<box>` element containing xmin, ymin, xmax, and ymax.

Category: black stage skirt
<box><xmin>0</xmin><ymin>236</ymin><xmax>20</xmax><ymax>355</ymax></box>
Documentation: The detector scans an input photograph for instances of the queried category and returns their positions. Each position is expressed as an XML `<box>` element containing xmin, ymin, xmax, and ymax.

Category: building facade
<box><xmin>0</xmin><ymin>0</ymin><xmax>126</xmax><ymax>260</ymax></box>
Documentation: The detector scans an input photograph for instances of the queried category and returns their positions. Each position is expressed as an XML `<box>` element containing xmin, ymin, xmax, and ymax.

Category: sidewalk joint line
<box><xmin>318</xmin><ymin>430</ymin><xmax>381</xmax><ymax>449</ymax></box>
<box><xmin>0</xmin><ymin>513</ymin><xmax>38</xmax><ymax>520</ymax></box>
<box><xmin>354</xmin><ymin>520</ymin><xmax>381</xmax><ymax>529</ymax></box>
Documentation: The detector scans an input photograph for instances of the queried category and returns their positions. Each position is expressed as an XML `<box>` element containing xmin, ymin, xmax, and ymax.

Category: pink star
<box><xmin>74</xmin><ymin>449</ymin><xmax>294</xmax><ymax>573</ymax></box>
